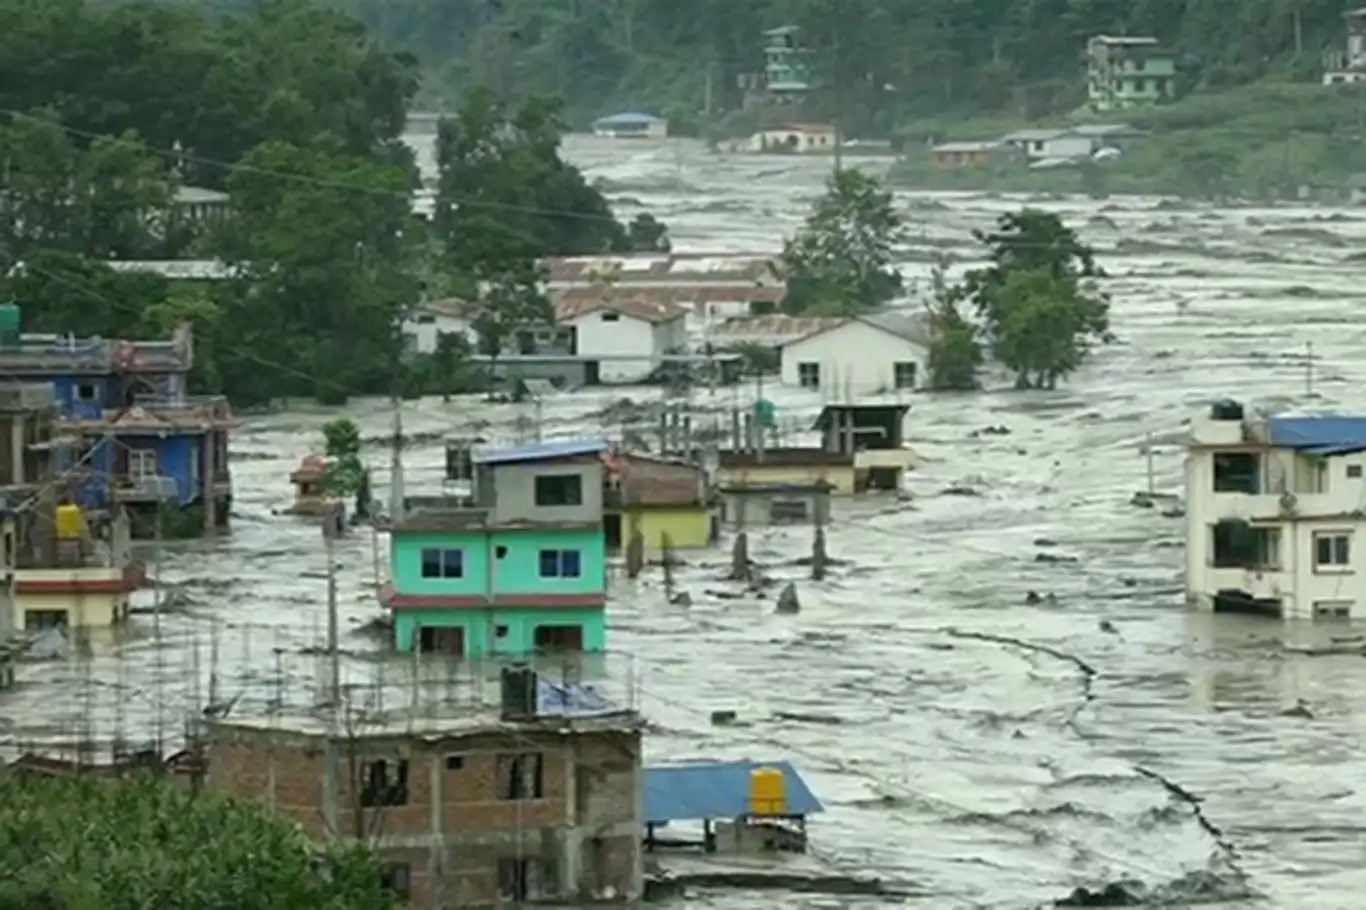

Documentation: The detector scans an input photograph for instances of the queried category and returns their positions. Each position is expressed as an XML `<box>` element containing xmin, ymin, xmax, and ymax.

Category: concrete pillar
<box><xmin>202</xmin><ymin>432</ymin><xmax>217</xmax><ymax>534</ymax></box>
<box><xmin>9</xmin><ymin>416</ymin><xmax>23</xmax><ymax>485</ymax></box>
<box><xmin>729</xmin><ymin>532</ymin><xmax>750</xmax><ymax>582</ymax></box>
<box><xmin>811</xmin><ymin>527</ymin><xmax>828</xmax><ymax>581</ymax></box>
<box><xmin>625</xmin><ymin>523</ymin><xmax>645</xmax><ymax>580</ymax></box>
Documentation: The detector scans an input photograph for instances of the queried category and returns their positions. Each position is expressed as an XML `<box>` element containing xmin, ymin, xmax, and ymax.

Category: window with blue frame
<box><xmin>420</xmin><ymin>548</ymin><xmax>464</xmax><ymax>579</ymax></box>
<box><xmin>538</xmin><ymin>549</ymin><xmax>581</xmax><ymax>578</ymax></box>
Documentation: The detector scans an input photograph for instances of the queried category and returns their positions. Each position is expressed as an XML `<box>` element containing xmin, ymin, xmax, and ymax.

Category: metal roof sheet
<box><xmin>643</xmin><ymin>759</ymin><xmax>823</xmax><ymax>824</ymax></box>
<box><xmin>1267</xmin><ymin>416</ymin><xmax>1366</xmax><ymax>453</ymax></box>
<box><xmin>471</xmin><ymin>438</ymin><xmax>608</xmax><ymax>465</ymax></box>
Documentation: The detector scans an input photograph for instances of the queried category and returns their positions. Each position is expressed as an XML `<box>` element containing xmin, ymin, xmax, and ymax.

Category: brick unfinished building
<box><xmin>204</xmin><ymin>669</ymin><xmax>645</xmax><ymax>908</ymax></box>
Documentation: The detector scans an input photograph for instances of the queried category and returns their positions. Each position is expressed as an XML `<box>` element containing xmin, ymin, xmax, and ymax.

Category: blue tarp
<box><xmin>535</xmin><ymin>680</ymin><xmax>614</xmax><ymax>717</ymax></box>
<box><xmin>471</xmin><ymin>438</ymin><xmax>607</xmax><ymax>466</ymax></box>
<box><xmin>643</xmin><ymin>759</ymin><xmax>824</xmax><ymax>824</ymax></box>
<box><xmin>1267</xmin><ymin>416</ymin><xmax>1366</xmax><ymax>456</ymax></box>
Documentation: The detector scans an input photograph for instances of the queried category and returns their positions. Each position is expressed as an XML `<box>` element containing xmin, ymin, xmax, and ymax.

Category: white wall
<box><xmin>1186</xmin><ymin>443</ymin><xmax>1366</xmax><ymax>620</ymax></box>
<box><xmin>1039</xmin><ymin>135</ymin><xmax>1095</xmax><ymax>159</ymax></box>
<box><xmin>401</xmin><ymin>313</ymin><xmax>474</xmax><ymax>354</ymax></box>
<box><xmin>571</xmin><ymin>310</ymin><xmax>670</xmax><ymax>383</ymax></box>
<box><xmin>779</xmin><ymin>320</ymin><xmax>927</xmax><ymax>395</ymax></box>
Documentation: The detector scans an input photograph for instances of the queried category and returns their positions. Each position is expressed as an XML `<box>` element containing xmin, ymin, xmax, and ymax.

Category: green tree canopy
<box><xmin>781</xmin><ymin>169</ymin><xmax>907</xmax><ymax>316</ymax></box>
<box><xmin>0</xmin><ymin>774</ymin><xmax>398</xmax><ymax>910</ymax></box>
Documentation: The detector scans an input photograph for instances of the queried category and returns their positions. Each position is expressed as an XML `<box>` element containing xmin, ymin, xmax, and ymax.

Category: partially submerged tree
<box><xmin>321</xmin><ymin>417</ymin><xmax>365</xmax><ymax>498</ymax></box>
<box><xmin>962</xmin><ymin>210</ymin><xmax>1109</xmax><ymax>389</ymax></box>
<box><xmin>782</xmin><ymin>169</ymin><xmax>907</xmax><ymax>316</ymax></box>
<box><xmin>924</xmin><ymin>260</ymin><xmax>982</xmax><ymax>391</ymax></box>
<box><xmin>470</xmin><ymin>262</ymin><xmax>554</xmax><ymax>392</ymax></box>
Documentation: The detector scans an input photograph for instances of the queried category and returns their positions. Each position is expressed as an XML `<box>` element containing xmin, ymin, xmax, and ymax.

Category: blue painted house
<box><xmin>380</xmin><ymin>439</ymin><xmax>609</xmax><ymax>657</ymax></box>
<box><xmin>0</xmin><ymin>314</ymin><xmax>234</xmax><ymax>535</ymax></box>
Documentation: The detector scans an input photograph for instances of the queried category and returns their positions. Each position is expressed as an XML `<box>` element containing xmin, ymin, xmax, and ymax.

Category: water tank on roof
<box><xmin>0</xmin><ymin>303</ymin><xmax>20</xmax><ymax>348</ymax></box>
<box><xmin>1210</xmin><ymin>399</ymin><xmax>1245</xmax><ymax>421</ymax></box>
<box><xmin>749</xmin><ymin>766</ymin><xmax>786</xmax><ymax>816</ymax></box>
<box><xmin>55</xmin><ymin>504</ymin><xmax>85</xmax><ymax>540</ymax></box>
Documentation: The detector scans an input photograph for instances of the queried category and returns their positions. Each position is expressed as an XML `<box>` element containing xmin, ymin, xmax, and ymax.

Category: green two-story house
<box><xmin>379</xmin><ymin>439</ymin><xmax>608</xmax><ymax>658</ymax></box>
<box><xmin>1086</xmin><ymin>35</ymin><xmax>1175</xmax><ymax>112</ymax></box>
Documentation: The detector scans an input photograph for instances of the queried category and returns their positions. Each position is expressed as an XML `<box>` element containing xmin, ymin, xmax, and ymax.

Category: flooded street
<box><xmin>12</xmin><ymin>136</ymin><xmax>1366</xmax><ymax>907</ymax></box>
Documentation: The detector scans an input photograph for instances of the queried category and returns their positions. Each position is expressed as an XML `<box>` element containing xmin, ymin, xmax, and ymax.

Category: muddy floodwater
<box><xmin>10</xmin><ymin>136</ymin><xmax>1366</xmax><ymax>908</ymax></box>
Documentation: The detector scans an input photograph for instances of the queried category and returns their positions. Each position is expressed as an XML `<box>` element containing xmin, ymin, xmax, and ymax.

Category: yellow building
<box><xmin>604</xmin><ymin>452</ymin><xmax>715</xmax><ymax>553</ymax></box>
<box><xmin>4</xmin><ymin>504</ymin><xmax>144</xmax><ymax>631</ymax></box>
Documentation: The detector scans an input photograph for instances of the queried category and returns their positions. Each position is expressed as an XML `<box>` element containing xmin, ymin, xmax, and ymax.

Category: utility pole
<box><xmin>324</xmin><ymin>501</ymin><xmax>342</xmax><ymax>708</ymax></box>
<box><xmin>388</xmin><ymin>403</ymin><xmax>405</xmax><ymax>522</ymax></box>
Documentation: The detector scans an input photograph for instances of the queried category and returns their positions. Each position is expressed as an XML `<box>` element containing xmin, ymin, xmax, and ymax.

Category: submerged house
<box><xmin>602</xmin><ymin>451</ymin><xmax>714</xmax><ymax>552</ymax></box>
<box><xmin>715</xmin><ymin>404</ymin><xmax>916</xmax><ymax>494</ymax></box>
<box><xmin>1186</xmin><ymin>401</ymin><xmax>1366</xmax><ymax>621</ymax></box>
<box><xmin>380</xmin><ymin>439</ymin><xmax>609</xmax><ymax>657</ymax></box>
<box><xmin>644</xmin><ymin>759</ymin><xmax>823</xmax><ymax>854</ymax></box>
<box><xmin>0</xmin><ymin>310</ymin><xmax>234</xmax><ymax>536</ymax></box>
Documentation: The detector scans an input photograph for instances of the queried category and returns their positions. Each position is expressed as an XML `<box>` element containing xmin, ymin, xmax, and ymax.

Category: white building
<box><xmin>778</xmin><ymin>313</ymin><xmax>932</xmax><ymax>394</ymax></box>
<box><xmin>1001</xmin><ymin>128</ymin><xmax>1095</xmax><ymax>161</ymax></box>
<box><xmin>1324</xmin><ymin>8</ymin><xmax>1366</xmax><ymax>85</ymax></box>
<box><xmin>1186</xmin><ymin>401</ymin><xmax>1366</xmax><ymax>621</ymax></box>
<box><xmin>553</xmin><ymin>295</ymin><xmax>687</xmax><ymax>384</ymax></box>
<box><xmin>745</xmin><ymin>122</ymin><xmax>837</xmax><ymax>154</ymax></box>
<box><xmin>400</xmin><ymin>298</ymin><xmax>477</xmax><ymax>354</ymax></box>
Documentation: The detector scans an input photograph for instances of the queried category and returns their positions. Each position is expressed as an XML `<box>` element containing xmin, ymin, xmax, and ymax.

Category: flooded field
<box><xmin>10</xmin><ymin>136</ymin><xmax>1366</xmax><ymax>907</ymax></box>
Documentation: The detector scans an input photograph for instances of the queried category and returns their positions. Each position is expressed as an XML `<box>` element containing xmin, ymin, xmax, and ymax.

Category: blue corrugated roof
<box><xmin>1268</xmin><ymin>416</ymin><xmax>1366</xmax><ymax>455</ymax></box>
<box><xmin>644</xmin><ymin>759</ymin><xmax>823</xmax><ymax>823</ymax></box>
<box><xmin>471</xmin><ymin>438</ymin><xmax>607</xmax><ymax>466</ymax></box>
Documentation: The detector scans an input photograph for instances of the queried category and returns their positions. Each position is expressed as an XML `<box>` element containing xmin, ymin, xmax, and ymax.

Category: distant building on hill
<box><xmin>1324</xmin><ymin>7</ymin><xmax>1366</xmax><ymax>85</ymax></box>
<box><xmin>1086</xmin><ymin>36</ymin><xmax>1176</xmax><ymax>111</ymax></box>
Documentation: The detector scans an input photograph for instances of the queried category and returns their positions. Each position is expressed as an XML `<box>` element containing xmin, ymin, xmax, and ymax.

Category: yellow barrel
<box><xmin>55</xmin><ymin>504</ymin><xmax>85</xmax><ymax>540</ymax></box>
<box><xmin>749</xmin><ymin>767</ymin><xmax>786</xmax><ymax>816</ymax></box>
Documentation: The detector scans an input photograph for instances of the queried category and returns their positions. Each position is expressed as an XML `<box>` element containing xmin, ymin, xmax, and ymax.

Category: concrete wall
<box><xmin>205</xmin><ymin>723</ymin><xmax>644</xmax><ymax>908</ymax></box>
<box><xmin>486</xmin><ymin>460</ymin><xmax>604</xmax><ymax>525</ymax></box>
<box><xmin>393</xmin><ymin>606</ymin><xmax>607</xmax><ymax>655</ymax></box>
<box><xmin>779</xmin><ymin>319</ymin><xmax>927</xmax><ymax>394</ymax></box>
<box><xmin>390</xmin><ymin>528</ymin><xmax>607</xmax><ymax>598</ymax></box>
<box><xmin>12</xmin><ymin>586</ymin><xmax>126</xmax><ymax>630</ymax></box>
<box><xmin>715</xmin><ymin>464</ymin><xmax>856</xmax><ymax>495</ymax></box>
<box><xmin>624</xmin><ymin>507</ymin><xmax>711</xmax><ymax>551</ymax></box>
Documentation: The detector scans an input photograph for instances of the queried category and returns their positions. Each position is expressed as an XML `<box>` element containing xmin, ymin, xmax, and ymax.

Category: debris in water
<box><xmin>1053</xmin><ymin>879</ymin><xmax>1146</xmax><ymax>906</ymax></box>
<box><xmin>1098</xmin><ymin>620</ymin><xmax>1118</xmax><ymax>635</ymax></box>
<box><xmin>775</xmin><ymin>582</ymin><xmax>800</xmax><ymax>614</ymax></box>
<box><xmin>1035</xmin><ymin>552</ymin><xmax>1078</xmax><ymax>564</ymax></box>
<box><xmin>1280</xmin><ymin>699</ymin><xmax>1314</xmax><ymax>719</ymax></box>
<box><xmin>709</xmin><ymin>710</ymin><xmax>738</xmax><ymax>726</ymax></box>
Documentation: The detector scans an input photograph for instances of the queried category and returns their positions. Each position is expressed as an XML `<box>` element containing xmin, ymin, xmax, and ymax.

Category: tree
<box><xmin>924</xmin><ymin>261</ymin><xmax>982</xmax><ymax>391</ymax></box>
<box><xmin>215</xmin><ymin>139</ymin><xmax>420</xmax><ymax>406</ymax></box>
<box><xmin>963</xmin><ymin>210</ymin><xmax>1110</xmax><ymax>389</ymax></box>
<box><xmin>470</xmin><ymin>263</ymin><xmax>554</xmax><ymax>387</ymax></box>
<box><xmin>781</xmin><ymin>169</ymin><xmax>907</xmax><ymax>316</ymax></box>
<box><xmin>321</xmin><ymin>417</ymin><xmax>365</xmax><ymax>497</ymax></box>
<box><xmin>627</xmin><ymin>213</ymin><xmax>671</xmax><ymax>252</ymax></box>
<box><xmin>0</xmin><ymin>774</ymin><xmax>397</xmax><ymax>909</ymax></box>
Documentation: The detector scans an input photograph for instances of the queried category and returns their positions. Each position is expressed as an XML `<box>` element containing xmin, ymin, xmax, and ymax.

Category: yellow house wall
<box><xmin>715</xmin><ymin>465</ymin><xmax>857</xmax><ymax>495</ymax></box>
<box><xmin>13</xmin><ymin>590</ymin><xmax>126</xmax><ymax>630</ymax></box>
<box><xmin>625</xmin><ymin>507</ymin><xmax>712</xmax><ymax>552</ymax></box>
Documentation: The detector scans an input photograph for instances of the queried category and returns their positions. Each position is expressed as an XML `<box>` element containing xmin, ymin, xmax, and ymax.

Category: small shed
<box><xmin>718</xmin><ymin>481</ymin><xmax>832</xmax><ymax>528</ymax></box>
<box><xmin>287</xmin><ymin>455</ymin><xmax>332</xmax><ymax>516</ymax></box>
<box><xmin>643</xmin><ymin>759</ymin><xmax>824</xmax><ymax>854</ymax></box>
<box><xmin>593</xmin><ymin>112</ymin><xmax>668</xmax><ymax>139</ymax></box>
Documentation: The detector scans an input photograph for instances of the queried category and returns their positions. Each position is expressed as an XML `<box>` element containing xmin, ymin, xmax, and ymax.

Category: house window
<box><xmin>1211</xmin><ymin>452</ymin><xmax>1259</xmax><ymax>493</ymax></box>
<box><xmin>534</xmin><ymin>474</ymin><xmax>583</xmax><ymax>506</ymax></box>
<box><xmin>495</xmin><ymin>623</ymin><xmax>509</xmax><ymax>638</ymax></box>
<box><xmin>445</xmin><ymin>754</ymin><xmax>465</xmax><ymax>771</ymax></box>
<box><xmin>128</xmin><ymin>449</ymin><xmax>157</xmax><ymax>482</ymax></box>
<box><xmin>496</xmin><ymin>753</ymin><xmax>544</xmax><ymax>800</ymax></box>
<box><xmin>75</xmin><ymin>382</ymin><xmax>97</xmax><ymax>402</ymax></box>
<box><xmin>797</xmin><ymin>362</ymin><xmax>820</xmax><ymax>389</ymax></box>
<box><xmin>360</xmin><ymin>759</ymin><xmax>409</xmax><ymax>807</ymax></box>
<box><xmin>1210</xmin><ymin>521</ymin><xmax>1279</xmax><ymax>569</ymax></box>
<box><xmin>1314</xmin><ymin>532</ymin><xmax>1351</xmax><ymax>570</ymax></box>
<box><xmin>498</xmin><ymin>857</ymin><xmax>558</xmax><ymax>902</ymax></box>
<box><xmin>420</xmin><ymin>547</ymin><xmax>464</xmax><ymax>579</ymax></box>
<box><xmin>601</xmin><ymin>312</ymin><xmax>620</xmax><ymax>322</ymax></box>
<box><xmin>381</xmin><ymin>863</ymin><xmax>411</xmax><ymax>901</ymax></box>
<box><xmin>1312</xmin><ymin>600</ymin><xmax>1352</xmax><ymax>620</ymax></box>
<box><xmin>534</xmin><ymin>624</ymin><xmax>584</xmax><ymax>651</ymax></box>
<box><xmin>893</xmin><ymin>362</ymin><xmax>917</xmax><ymax>389</ymax></box>
<box><xmin>24</xmin><ymin>609</ymin><xmax>67</xmax><ymax>630</ymax></box>
<box><xmin>1349</xmin><ymin>464</ymin><xmax>1363</xmax><ymax>479</ymax></box>
<box><xmin>539</xmin><ymin>549</ymin><xmax>582</xmax><ymax>578</ymax></box>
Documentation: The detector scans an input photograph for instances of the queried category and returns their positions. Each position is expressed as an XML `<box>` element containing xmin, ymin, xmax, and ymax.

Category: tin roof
<box><xmin>552</xmin><ymin>293</ymin><xmax>687</xmax><ymax>325</ymax></box>
<box><xmin>780</xmin><ymin>312</ymin><xmax>934</xmax><ymax>349</ymax></box>
<box><xmin>472</xmin><ymin>438</ymin><xmax>608</xmax><ymax>465</ymax></box>
<box><xmin>1268</xmin><ymin>415</ymin><xmax>1366</xmax><ymax>456</ymax></box>
<box><xmin>709</xmin><ymin>315</ymin><xmax>840</xmax><ymax>340</ymax></box>
<box><xmin>644</xmin><ymin>759</ymin><xmax>824</xmax><ymax>823</ymax></box>
<box><xmin>542</xmin><ymin>253</ymin><xmax>779</xmax><ymax>285</ymax></box>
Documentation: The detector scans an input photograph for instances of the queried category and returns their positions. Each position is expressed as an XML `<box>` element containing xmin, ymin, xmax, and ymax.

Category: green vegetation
<box><xmin>0</xmin><ymin>773</ymin><xmax>397</xmax><ymax>909</ymax></box>
<box><xmin>781</xmin><ymin>170</ymin><xmax>906</xmax><ymax>316</ymax></box>
<box><xmin>895</xmin><ymin>82</ymin><xmax>1366</xmax><ymax>200</ymax></box>
<box><xmin>928</xmin><ymin>211</ymin><xmax>1109</xmax><ymax>390</ymax></box>
<box><xmin>0</xmin><ymin>0</ymin><xmax>669</xmax><ymax>408</ymax></box>
<box><xmin>324</xmin><ymin>0</ymin><xmax>1353</xmax><ymax>132</ymax></box>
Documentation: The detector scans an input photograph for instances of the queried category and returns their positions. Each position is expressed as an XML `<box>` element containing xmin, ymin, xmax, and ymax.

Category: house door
<box><xmin>418</xmin><ymin>626</ymin><xmax>465</xmax><ymax>656</ymax></box>
<box><xmin>534</xmin><ymin>625</ymin><xmax>584</xmax><ymax>652</ymax></box>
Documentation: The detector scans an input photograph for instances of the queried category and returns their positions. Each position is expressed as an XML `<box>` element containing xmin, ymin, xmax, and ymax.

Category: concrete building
<box><xmin>602</xmin><ymin>452</ymin><xmax>713</xmax><ymax>552</ymax></box>
<box><xmin>778</xmin><ymin>313</ymin><xmax>932</xmax><ymax>395</ymax></box>
<box><xmin>400</xmin><ymin>298</ymin><xmax>478</xmax><ymax>355</ymax></box>
<box><xmin>204</xmin><ymin>666</ymin><xmax>646</xmax><ymax>908</ymax></box>
<box><xmin>380</xmin><ymin>439</ymin><xmax>609</xmax><ymax>656</ymax></box>
<box><xmin>928</xmin><ymin>140</ymin><xmax>1021</xmax><ymax>168</ymax></box>
<box><xmin>1086</xmin><ymin>36</ymin><xmax>1176</xmax><ymax>111</ymax></box>
<box><xmin>1325</xmin><ymin>8</ymin><xmax>1366</xmax><ymax>84</ymax></box>
<box><xmin>0</xmin><ymin>312</ymin><xmax>234</xmax><ymax>536</ymax></box>
<box><xmin>592</xmin><ymin>112</ymin><xmax>668</xmax><ymax>139</ymax></box>
<box><xmin>1185</xmin><ymin>401</ymin><xmax>1366</xmax><ymax>620</ymax></box>
<box><xmin>746</xmin><ymin>123</ymin><xmax>837</xmax><ymax>154</ymax></box>
<box><xmin>760</xmin><ymin>26</ymin><xmax>810</xmax><ymax>101</ymax></box>
<box><xmin>552</xmin><ymin>295</ymin><xmax>687</xmax><ymax>385</ymax></box>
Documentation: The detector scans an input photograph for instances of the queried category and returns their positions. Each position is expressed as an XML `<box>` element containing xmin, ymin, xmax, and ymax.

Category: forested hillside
<box><xmin>321</xmin><ymin>0</ymin><xmax>1356</xmax><ymax>129</ymax></box>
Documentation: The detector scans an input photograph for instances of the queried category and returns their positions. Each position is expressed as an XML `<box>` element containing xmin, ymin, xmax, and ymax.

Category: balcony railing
<box><xmin>111</xmin><ymin>475</ymin><xmax>179</xmax><ymax>502</ymax></box>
